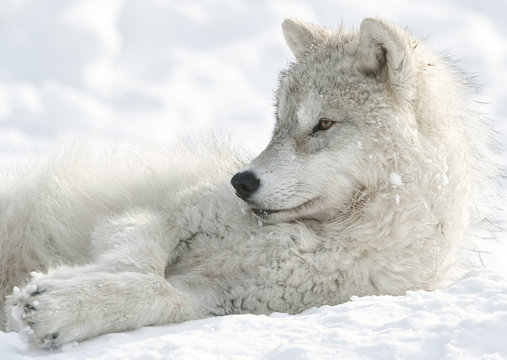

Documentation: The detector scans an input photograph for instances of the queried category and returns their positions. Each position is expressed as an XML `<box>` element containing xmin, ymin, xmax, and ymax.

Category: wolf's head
<box><xmin>231</xmin><ymin>18</ymin><xmax>455</xmax><ymax>224</ymax></box>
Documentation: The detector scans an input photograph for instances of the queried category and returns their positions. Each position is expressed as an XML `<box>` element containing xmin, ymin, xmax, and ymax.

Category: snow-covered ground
<box><xmin>1</xmin><ymin>270</ymin><xmax>506</xmax><ymax>360</ymax></box>
<box><xmin>1</xmin><ymin>0</ymin><xmax>506</xmax><ymax>359</ymax></box>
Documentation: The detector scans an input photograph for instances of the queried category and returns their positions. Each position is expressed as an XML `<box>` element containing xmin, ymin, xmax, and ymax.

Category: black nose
<box><xmin>231</xmin><ymin>171</ymin><xmax>260</xmax><ymax>201</ymax></box>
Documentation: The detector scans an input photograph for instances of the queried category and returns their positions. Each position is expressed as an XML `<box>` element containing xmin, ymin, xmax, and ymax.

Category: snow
<box><xmin>1</xmin><ymin>270</ymin><xmax>506</xmax><ymax>360</ymax></box>
<box><xmin>389</xmin><ymin>172</ymin><xmax>403</xmax><ymax>187</ymax></box>
<box><xmin>1</xmin><ymin>0</ymin><xmax>507</xmax><ymax>359</ymax></box>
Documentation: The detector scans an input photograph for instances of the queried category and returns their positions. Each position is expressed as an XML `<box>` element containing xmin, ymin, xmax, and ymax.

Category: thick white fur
<box><xmin>0</xmin><ymin>18</ymin><xmax>491</xmax><ymax>348</ymax></box>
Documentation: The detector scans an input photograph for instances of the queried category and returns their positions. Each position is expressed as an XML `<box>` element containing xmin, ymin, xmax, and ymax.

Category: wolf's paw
<box><xmin>6</xmin><ymin>279</ymin><xmax>87</xmax><ymax>348</ymax></box>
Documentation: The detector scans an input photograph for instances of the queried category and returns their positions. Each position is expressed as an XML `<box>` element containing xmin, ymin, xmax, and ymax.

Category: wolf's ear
<box><xmin>282</xmin><ymin>18</ymin><xmax>329</xmax><ymax>58</ymax></box>
<box><xmin>356</xmin><ymin>18</ymin><xmax>415</xmax><ymax>84</ymax></box>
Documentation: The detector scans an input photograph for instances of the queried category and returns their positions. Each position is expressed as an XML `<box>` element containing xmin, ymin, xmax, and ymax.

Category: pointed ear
<box><xmin>356</xmin><ymin>18</ymin><xmax>415</xmax><ymax>84</ymax></box>
<box><xmin>282</xmin><ymin>18</ymin><xmax>330</xmax><ymax>58</ymax></box>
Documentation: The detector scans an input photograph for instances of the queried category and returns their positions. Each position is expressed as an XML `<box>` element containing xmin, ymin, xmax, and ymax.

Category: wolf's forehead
<box><xmin>295</xmin><ymin>91</ymin><xmax>325</xmax><ymax>125</ymax></box>
<box><xmin>274</xmin><ymin>90</ymin><xmax>327</xmax><ymax>135</ymax></box>
<box><xmin>276</xmin><ymin>60</ymin><xmax>350</xmax><ymax>129</ymax></box>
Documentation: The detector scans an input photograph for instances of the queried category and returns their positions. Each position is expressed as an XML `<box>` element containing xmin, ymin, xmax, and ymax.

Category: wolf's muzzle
<box><xmin>231</xmin><ymin>171</ymin><xmax>260</xmax><ymax>201</ymax></box>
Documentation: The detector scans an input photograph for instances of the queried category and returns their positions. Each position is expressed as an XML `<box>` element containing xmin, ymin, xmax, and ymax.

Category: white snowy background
<box><xmin>1</xmin><ymin>0</ymin><xmax>507</xmax><ymax>359</ymax></box>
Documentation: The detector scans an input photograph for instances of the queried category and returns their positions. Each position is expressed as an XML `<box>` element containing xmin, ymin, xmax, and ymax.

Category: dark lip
<box><xmin>249</xmin><ymin>197</ymin><xmax>319</xmax><ymax>217</ymax></box>
<box><xmin>251</xmin><ymin>208</ymin><xmax>281</xmax><ymax>216</ymax></box>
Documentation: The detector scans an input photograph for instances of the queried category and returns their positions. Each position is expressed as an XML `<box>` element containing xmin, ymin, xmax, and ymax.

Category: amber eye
<box><xmin>319</xmin><ymin>118</ymin><xmax>333</xmax><ymax>130</ymax></box>
<box><xmin>311</xmin><ymin>118</ymin><xmax>335</xmax><ymax>134</ymax></box>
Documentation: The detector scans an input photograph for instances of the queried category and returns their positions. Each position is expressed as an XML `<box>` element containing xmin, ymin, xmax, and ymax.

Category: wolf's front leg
<box><xmin>6</xmin><ymin>208</ymin><xmax>198</xmax><ymax>347</ymax></box>
<box><xmin>8</xmin><ymin>272</ymin><xmax>198</xmax><ymax>348</ymax></box>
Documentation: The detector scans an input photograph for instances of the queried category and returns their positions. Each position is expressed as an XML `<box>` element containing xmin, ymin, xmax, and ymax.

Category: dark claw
<box><xmin>42</xmin><ymin>332</ymin><xmax>60</xmax><ymax>349</ymax></box>
<box><xmin>24</xmin><ymin>304</ymin><xmax>36</xmax><ymax>311</ymax></box>
<box><xmin>32</xmin><ymin>286</ymin><xmax>48</xmax><ymax>296</ymax></box>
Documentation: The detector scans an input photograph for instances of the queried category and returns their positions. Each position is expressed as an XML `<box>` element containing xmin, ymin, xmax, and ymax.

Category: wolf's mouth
<box><xmin>250</xmin><ymin>197</ymin><xmax>319</xmax><ymax>218</ymax></box>
<box><xmin>251</xmin><ymin>208</ymin><xmax>280</xmax><ymax>216</ymax></box>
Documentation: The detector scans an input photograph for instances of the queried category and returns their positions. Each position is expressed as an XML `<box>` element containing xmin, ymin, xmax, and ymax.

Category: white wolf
<box><xmin>0</xmin><ymin>17</ymin><xmax>490</xmax><ymax>347</ymax></box>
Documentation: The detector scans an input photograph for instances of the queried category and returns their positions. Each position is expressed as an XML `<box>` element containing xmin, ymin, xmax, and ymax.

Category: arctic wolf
<box><xmin>0</xmin><ymin>17</ymin><xmax>490</xmax><ymax>347</ymax></box>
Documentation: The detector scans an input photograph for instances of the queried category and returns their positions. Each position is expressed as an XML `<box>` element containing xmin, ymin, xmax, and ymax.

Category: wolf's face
<box><xmin>232</xmin><ymin>18</ymin><xmax>417</xmax><ymax>223</ymax></box>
